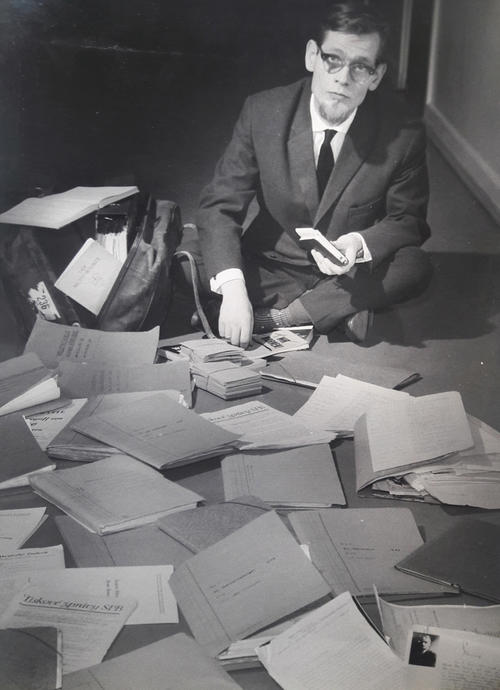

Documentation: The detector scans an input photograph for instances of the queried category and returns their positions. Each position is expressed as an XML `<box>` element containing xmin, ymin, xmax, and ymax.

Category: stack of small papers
<box><xmin>180</xmin><ymin>338</ymin><xmax>244</xmax><ymax>364</ymax></box>
<box><xmin>191</xmin><ymin>360</ymin><xmax>262</xmax><ymax>400</ymax></box>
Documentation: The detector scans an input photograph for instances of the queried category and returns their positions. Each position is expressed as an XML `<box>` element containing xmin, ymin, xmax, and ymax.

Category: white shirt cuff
<box><xmin>210</xmin><ymin>268</ymin><xmax>245</xmax><ymax>294</ymax></box>
<box><xmin>350</xmin><ymin>232</ymin><xmax>372</xmax><ymax>263</ymax></box>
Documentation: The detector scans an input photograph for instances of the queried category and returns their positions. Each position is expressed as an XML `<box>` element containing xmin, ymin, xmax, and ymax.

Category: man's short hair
<box><xmin>314</xmin><ymin>2</ymin><xmax>390</xmax><ymax>63</ymax></box>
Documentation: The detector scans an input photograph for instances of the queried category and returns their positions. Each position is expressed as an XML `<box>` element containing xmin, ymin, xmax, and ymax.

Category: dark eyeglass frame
<box><xmin>316</xmin><ymin>45</ymin><xmax>378</xmax><ymax>84</ymax></box>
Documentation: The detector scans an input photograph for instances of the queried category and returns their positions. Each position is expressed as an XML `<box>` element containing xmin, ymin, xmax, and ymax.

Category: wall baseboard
<box><xmin>425</xmin><ymin>103</ymin><xmax>500</xmax><ymax>226</ymax></box>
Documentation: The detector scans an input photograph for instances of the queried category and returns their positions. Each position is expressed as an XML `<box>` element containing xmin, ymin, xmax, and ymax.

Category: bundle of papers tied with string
<box><xmin>191</xmin><ymin>359</ymin><xmax>262</xmax><ymax>400</ymax></box>
<box><xmin>180</xmin><ymin>338</ymin><xmax>244</xmax><ymax>364</ymax></box>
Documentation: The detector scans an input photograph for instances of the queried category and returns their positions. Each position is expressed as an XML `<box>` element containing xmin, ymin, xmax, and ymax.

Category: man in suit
<box><xmin>181</xmin><ymin>1</ymin><xmax>432</xmax><ymax>347</ymax></box>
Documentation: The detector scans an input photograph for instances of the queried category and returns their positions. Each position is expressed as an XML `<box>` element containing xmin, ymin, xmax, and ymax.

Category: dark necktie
<box><xmin>316</xmin><ymin>129</ymin><xmax>336</xmax><ymax>198</ymax></box>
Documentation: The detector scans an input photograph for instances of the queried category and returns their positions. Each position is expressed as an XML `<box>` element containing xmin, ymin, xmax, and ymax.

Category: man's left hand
<box><xmin>311</xmin><ymin>233</ymin><xmax>363</xmax><ymax>276</ymax></box>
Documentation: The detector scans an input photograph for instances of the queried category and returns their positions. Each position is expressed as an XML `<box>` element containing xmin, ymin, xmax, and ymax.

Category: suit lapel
<box><xmin>314</xmin><ymin>96</ymin><xmax>378</xmax><ymax>228</ymax></box>
<box><xmin>287</xmin><ymin>83</ymin><xmax>319</xmax><ymax>222</ymax></box>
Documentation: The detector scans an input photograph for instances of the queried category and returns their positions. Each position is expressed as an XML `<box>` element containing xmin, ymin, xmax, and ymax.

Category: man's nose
<box><xmin>333</xmin><ymin>64</ymin><xmax>352</xmax><ymax>85</ymax></box>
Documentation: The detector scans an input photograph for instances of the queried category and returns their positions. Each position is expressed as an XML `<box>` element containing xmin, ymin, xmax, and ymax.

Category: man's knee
<box><xmin>396</xmin><ymin>246</ymin><xmax>433</xmax><ymax>296</ymax></box>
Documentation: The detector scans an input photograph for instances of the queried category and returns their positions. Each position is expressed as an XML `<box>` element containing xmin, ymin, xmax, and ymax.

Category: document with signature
<box><xmin>256</xmin><ymin>591</ymin><xmax>405</xmax><ymax>690</ymax></box>
<box><xmin>293</xmin><ymin>374</ymin><xmax>409</xmax><ymax>436</ymax></box>
<box><xmin>27</xmin><ymin>565</ymin><xmax>177</xmax><ymax>625</ymax></box>
<box><xmin>289</xmin><ymin>508</ymin><xmax>454</xmax><ymax>599</ymax></box>
<box><xmin>24</xmin><ymin>317</ymin><xmax>159</xmax><ymax>369</ymax></box>
<box><xmin>202</xmin><ymin>400</ymin><xmax>335</xmax><ymax>451</ymax></box>
<box><xmin>0</xmin><ymin>583</ymin><xmax>136</xmax><ymax>674</ymax></box>
<box><xmin>72</xmin><ymin>391</ymin><xmax>239</xmax><ymax>469</ymax></box>
<box><xmin>63</xmin><ymin>633</ymin><xmax>243</xmax><ymax>690</ymax></box>
<box><xmin>170</xmin><ymin>510</ymin><xmax>330</xmax><ymax>656</ymax></box>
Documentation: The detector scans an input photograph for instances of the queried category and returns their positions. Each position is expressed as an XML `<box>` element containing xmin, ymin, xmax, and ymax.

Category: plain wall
<box><xmin>425</xmin><ymin>0</ymin><xmax>500</xmax><ymax>223</ymax></box>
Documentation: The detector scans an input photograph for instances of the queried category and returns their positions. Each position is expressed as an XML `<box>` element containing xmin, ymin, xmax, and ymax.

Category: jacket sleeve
<box><xmin>356</xmin><ymin>122</ymin><xmax>430</xmax><ymax>268</ymax></box>
<box><xmin>195</xmin><ymin>96</ymin><xmax>259</xmax><ymax>280</ymax></box>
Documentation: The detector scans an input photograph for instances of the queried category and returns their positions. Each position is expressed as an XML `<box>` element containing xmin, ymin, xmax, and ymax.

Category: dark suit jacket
<box><xmin>196</xmin><ymin>77</ymin><xmax>430</xmax><ymax>283</ymax></box>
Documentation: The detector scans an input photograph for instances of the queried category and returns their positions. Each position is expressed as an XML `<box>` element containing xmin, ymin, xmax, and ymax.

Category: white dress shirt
<box><xmin>211</xmin><ymin>94</ymin><xmax>371</xmax><ymax>293</ymax></box>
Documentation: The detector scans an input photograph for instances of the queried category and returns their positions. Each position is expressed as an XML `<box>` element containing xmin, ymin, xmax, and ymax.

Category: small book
<box><xmin>395</xmin><ymin>518</ymin><xmax>500</xmax><ymax>603</ymax></box>
<box><xmin>248</xmin><ymin>328</ymin><xmax>312</xmax><ymax>358</ymax></box>
<box><xmin>0</xmin><ymin>413</ymin><xmax>55</xmax><ymax>489</ymax></box>
<box><xmin>63</xmin><ymin>633</ymin><xmax>243</xmax><ymax>690</ymax></box>
<box><xmin>54</xmin><ymin>238</ymin><xmax>123</xmax><ymax>315</ymax></box>
<box><xmin>221</xmin><ymin>445</ymin><xmax>346</xmax><ymax>508</ymax></box>
<box><xmin>295</xmin><ymin>227</ymin><xmax>349</xmax><ymax>265</ymax></box>
<box><xmin>0</xmin><ymin>352</ymin><xmax>60</xmax><ymax>417</ymax></box>
<box><xmin>0</xmin><ymin>185</ymin><xmax>138</xmax><ymax>229</ymax></box>
<box><xmin>180</xmin><ymin>338</ymin><xmax>244</xmax><ymax>363</ymax></box>
<box><xmin>30</xmin><ymin>454</ymin><xmax>204</xmax><ymax>535</ymax></box>
<box><xmin>0</xmin><ymin>626</ymin><xmax>62</xmax><ymax>689</ymax></box>
<box><xmin>191</xmin><ymin>360</ymin><xmax>262</xmax><ymax>400</ymax></box>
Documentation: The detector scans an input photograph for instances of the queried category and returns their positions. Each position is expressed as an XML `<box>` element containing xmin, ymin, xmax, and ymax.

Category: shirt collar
<box><xmin>309</xmin><ymin>94</ymin><xmax>357</xmax><ymax>135</ymax></box>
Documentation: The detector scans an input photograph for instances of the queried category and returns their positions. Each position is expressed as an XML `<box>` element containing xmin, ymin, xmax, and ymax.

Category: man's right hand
<box><xmin>218</xmin><ymin>279</ymin><xmax>254</xmax><ymax>348</ymax></box>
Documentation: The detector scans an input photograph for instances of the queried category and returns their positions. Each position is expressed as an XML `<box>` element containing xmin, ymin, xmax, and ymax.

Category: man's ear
<box><xmin>368</xmin><ymin>62</ymin><xmax>387</xmax><ymax>91</ymax></box>
<box><xmin>305</xmin><ymin>39</ymin><xmax>318</xmax><ymax>73</ymax></box>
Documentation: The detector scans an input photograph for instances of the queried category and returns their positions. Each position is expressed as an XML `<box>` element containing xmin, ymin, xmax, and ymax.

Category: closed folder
<box><xmin>395</xmin><ymin>518</ymin><xmax>500</xmax><ymax>603</ymax></box>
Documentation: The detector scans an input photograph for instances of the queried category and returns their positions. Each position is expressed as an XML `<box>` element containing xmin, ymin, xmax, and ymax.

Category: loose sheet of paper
<box><xmin>0</xmin><ymin>584</ymin><xmax>136</xmax><ymax>674</ymax></box>
<box><xmin>27</xmin><ymin>565</ymin><xmax>177</xmax><ymax>625</ymax></box>
<box><xmin>54</xmin><ymin>238</ymin><xmax>123</xmax><ymax>315</ymax></box>
<box><xmin>202</xmin><ymin>401</ymin><xmax>335</xmax><ymax>451</ymax></box>
<box><xmin>363</xmin><ymin>392</ymin><xmax>473</xmax><ymax>475</ymax></box>
<box><xmin>170</xmin><ymin>510</ymin><xmax>330</xmax><ymax>656</ymax></box>
<box><xmin>0</xmin><ymin>507</ymin><xmax>47</xmax><ymax>551</ymax></box>
<box><xmin>0</xmin><ymin>545</ymin><xmax>65</xmax><ymax>615</ymax></box>
<box><xmin>57</xmin><ymin>360</ymin><xmax>192</xmax><ymax>405</ymax></box>
<box><xmin>293</xmin><ymin>374</ymin><xmax>408</xmax><ymax>435</ymax></box>
<box><xmin>24</xmin><ymin>398</ymin><xmax>87</xmax><ymax>450</ymax></box>
<box><xmin>377</xmin><ymin>594</ymin><xmax>500</xmax><ymax>660</ymax></box>
<box><xmin>24</xmin><ymin>317</ymin><xmax>159</xmax><ymax>369</ymax></box>
<box><xmin>256</xmin><ymin>591</ymin><xmax>405</xmax><ymax>690</ymax></box>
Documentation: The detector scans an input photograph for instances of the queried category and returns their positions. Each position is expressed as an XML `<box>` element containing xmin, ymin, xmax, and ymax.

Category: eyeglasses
<box><xmin>316</xmin><ymin>45</ymin><xmax>377</xmax><ymax>84</ymax></box>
